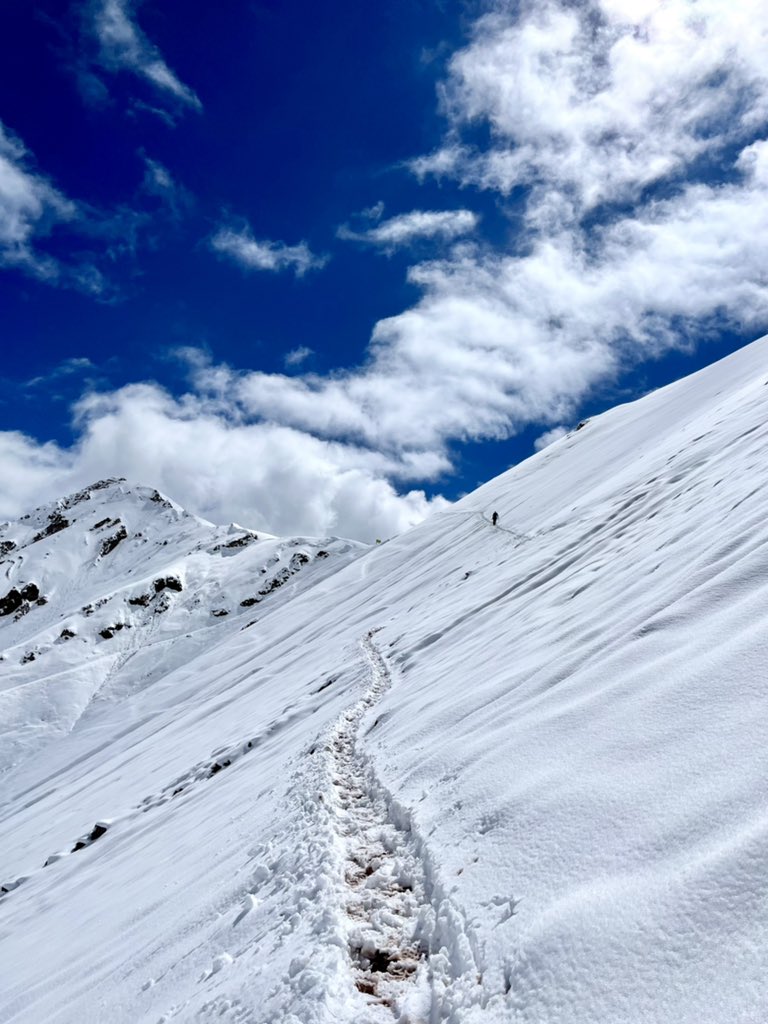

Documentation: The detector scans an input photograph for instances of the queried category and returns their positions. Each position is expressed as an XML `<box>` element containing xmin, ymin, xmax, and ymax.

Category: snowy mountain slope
<box><xmin>0</xmin><ymin>479</ymin><xmax>365</xmax><ymax>774</ymax></box>
<box><xmin>1</xmin><ymin>338</ymin><xmax>768</xmax><ymax>1023</ymax></box>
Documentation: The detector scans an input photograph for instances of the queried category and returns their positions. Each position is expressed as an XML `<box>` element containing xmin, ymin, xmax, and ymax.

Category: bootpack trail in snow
<box><xmin>325</xmin><ymin>630</ymin><xmax>491</xmax><ymax>1022</ymax></box>
<box><xmin>329</xmin><ymin>628</ymin><xmax>430</xmax><ymax>1020</ymax></box>
<box><xmin>438</xmin><ymin>507</ymin><xmax>529</xmax><ymax>544</ymax></box>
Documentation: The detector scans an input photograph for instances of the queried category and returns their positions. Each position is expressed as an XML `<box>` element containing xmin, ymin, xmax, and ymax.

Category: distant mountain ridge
<box><xmin>0</xmin><ymin>477</ymin><xmax>365</xmax><ymax>774</ymax></box>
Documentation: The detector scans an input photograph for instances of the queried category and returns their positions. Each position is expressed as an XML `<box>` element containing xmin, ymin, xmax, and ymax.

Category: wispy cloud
<box><xmin>139</xmin><ymin>153</ymin><xmax>191</xmax><ymax>221</ymax></box>
<box><xmin>211</xmin><ymin>225</ymin><xmax>328</xmax><ymax>277</ymax></box>
<box><xmin>89</xmin><ymin>0</ymin><xmax>201</xmax><ymax>113</ymax></box>
<box><xmin>25</xmin><ymin>357</ymin><xmax>96</xmax><ymax>389</ymax></box>
<box><xmin>0</xmin><ymin>119</ymin><xmax>173</xmax><ymax>297</ymax></box>
<box><xmin>338</xmin><ymin>208</ymin><xmax>478</xmax><ymax>250</ymax></box>
<box><xmin>0</xmin><ymin>121</ymin><xmax>77</xmax><ymax>279</ymax></box>
<box><xmin>284</xmin><ymin>346</ymin><xmax>314</xmax><ymax>368</ymax></box>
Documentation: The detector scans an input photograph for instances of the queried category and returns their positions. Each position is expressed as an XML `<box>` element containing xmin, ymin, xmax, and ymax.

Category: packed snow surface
<box><xmin>1</xmin><ymin>337</ymin><xmax>768</xmax><ymax>1023</ymax></box>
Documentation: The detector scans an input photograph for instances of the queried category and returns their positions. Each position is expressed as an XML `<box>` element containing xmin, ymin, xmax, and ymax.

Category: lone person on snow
<box><xmin>491</xmin><ymin>511</ymin><xmax>499</xmax><ymax>526</ymax></box>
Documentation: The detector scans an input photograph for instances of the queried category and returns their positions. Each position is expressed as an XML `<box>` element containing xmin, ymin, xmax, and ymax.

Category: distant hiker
<box><xmin>491</xmin><ymin>511</ymin><xmax>499</xmax><ymax>526</ymax></box>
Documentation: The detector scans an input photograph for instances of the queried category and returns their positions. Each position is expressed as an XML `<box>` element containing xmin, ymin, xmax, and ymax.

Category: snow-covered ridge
<box><xmin>1</xmin><ymin>339</ymin><xmax>768</xmax><ymax>1023</ymax></box>
<box><xmin>0</xmin><ymin>477</ymin><xmax>366</xmax><ymax>773</ymax></box>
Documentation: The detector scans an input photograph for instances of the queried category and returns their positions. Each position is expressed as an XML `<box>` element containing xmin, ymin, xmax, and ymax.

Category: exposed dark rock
<box><xmin>128</xmin><ymin>593</ymin><xmax>151</xmax><ymax>607</ymax></box>
<box><xmin>239</xmin><ymin>596</ymin><xmax>259</xmax><ymax>607</ymax></box>
<box><xmin>59</xmin><ymin>628</ymin><xmax>76</xmax><ymax>640</ymax></box>
<box><xmin>21</xmin><ymin>651</ymin><xmax>36</xmax><ymax>664</ymax></box>
<box><xmin>315</xmin><ymin>550</ymin><xmax>330</xmax><ymax>559</ymax></box>
<box><xmin>100</xmin><ymin>525</ymin><xmax>128</xmax><ymax>557</ymax></box>
<box><xmin>32</xmin><ymin>512</ymin><xmax>69</xmax><ymax>543</ymax></box>
<box><xmin>259</xmin><ymin>567</ymin><xmax>292</xmax><ymax>595</ymax></box>
<box><xmin>289</xmin><ymin>552</ymin><xmax>310</xmax><ymax>571</ymax></box>
<box><xmin>223</xmin><ymin>533</ymin><xmax>256</xmax><ymax>549</ymax></box>
<box><xmin>60</xmin><ymin>486</ymin><xmax>93</xmax><ymax>509</ymax></box>
<box><xmin>154</xmin><ymin>576</ymin><xmax>182</xmax><ymax>593</ymax></box>
<box><xmin>210</xmin><ymin>532</ymin><xmax>258</xmax><ymax>554</ymax></box>
<box><xmin>99</xmin><ymin>623</ymin><xmax>127</xmax><ymax>640</ymax></box>
<box><xmin>72</xmin><ymin>822</ymin><xmax>108</xmax><ymax>852</ymax></box>
<box><xmin>91</xmin><ymin>478</ymin><xmax>124</xmax><ymax>492</ymax></box>
<box><xmin>61</xmin><ymin>479</ymin><xmax>122</xmax><ymax>510</ymax></box>
<box><xmin>36</xmin><ymin>596</ymin><xmax>48</xmax><ymax>606</ymax></box>
<box><xmin>91</xmin><ymin>517</ymin><xmax>111</xmax><ymax>530</ymax></box>
<box><xmin>0</xmin><ymin>540</ymin><xmax>16</xmax><ymax>557</ymax></box>
<box><xmin>211</xmin><ymin>608</ymin><xmax>229</xmax><ymax>617</ymax></box>
<box><xmin>209</xmin><ymin>760</ymin><xmax>231</xmax><ymax>776</ymax></box>
<box><xmin>0</xmin><ymin>582</ymin><xmax>41</xmax><ymax>619</ymax></box>
<box><xmin>149</xmin><ymin>489</ymin><xmax>173</xmax><ymax>509</ymax></box>
<box><xmin>0</xmin><ymin>588</ymin><xmax>24</xmax><ymax>617</ymax></box>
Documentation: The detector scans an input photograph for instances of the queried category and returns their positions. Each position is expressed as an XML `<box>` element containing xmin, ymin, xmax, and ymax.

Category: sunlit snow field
<box><xmin>1</xmin><ymin>338</ymin><xmax>767</xmax><ymax>1022</ymax></box>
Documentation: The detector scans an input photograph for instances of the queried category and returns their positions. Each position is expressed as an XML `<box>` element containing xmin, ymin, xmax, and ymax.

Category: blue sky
<box><xmin>2</xmin><ymin>0</ymin><xmax>768</xmax><ymax>540</ymax></box>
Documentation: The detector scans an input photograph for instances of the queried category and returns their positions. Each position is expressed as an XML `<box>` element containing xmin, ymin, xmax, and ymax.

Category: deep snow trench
<box><xmin>329</xmin><ymin>630</ymin><xmax>430</xmax><ymax>1019</ymax></box>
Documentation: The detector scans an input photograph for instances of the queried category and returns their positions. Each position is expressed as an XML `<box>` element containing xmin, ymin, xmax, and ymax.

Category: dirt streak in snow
<box><xmin>328</xmin><ymin>629</ymin><xmax>430</xmax><ymax>1020</ymax></box>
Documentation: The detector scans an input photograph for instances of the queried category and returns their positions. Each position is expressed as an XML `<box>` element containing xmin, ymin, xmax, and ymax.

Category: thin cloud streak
<box><xmin>338</xmin><ymin>208</ymin><xmax>479</xmax><ymax>250</ymax></box>
<box><xmin>0</xmin><ymin>121</ymin><xmax>76</xmax><ymax>279</ymax></box>
<box><xmin>211</xmin><ymin>225</ymin><xmax>328</xmax><ymax>277</ymax></box>
<box><xmin>91</xmin><ymin>0</ymin><xmax>202</xmax><ymax>112</ymax></box>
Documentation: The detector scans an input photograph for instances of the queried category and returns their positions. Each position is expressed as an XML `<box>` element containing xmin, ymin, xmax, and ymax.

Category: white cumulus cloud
<box><xmin>5</xmin><ymin>0</ymin><xmax>768</xmax><ymax>539</ymax></box>
<box><xmin>0</xmin><ymin>383</ymin><xmax>448</xmax><ymax>542</ymax></box>
<box><xmin>418</xmin><ymin>0</ymin><xmax>768</xmax><ymax>211</ymax></box>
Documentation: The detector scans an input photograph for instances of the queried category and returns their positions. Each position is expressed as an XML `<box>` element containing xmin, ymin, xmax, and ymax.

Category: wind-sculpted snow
<box><xmin>2</xmin><ymin>339</ymin><xmax>768</xmax><ymax>1021</ymax></box>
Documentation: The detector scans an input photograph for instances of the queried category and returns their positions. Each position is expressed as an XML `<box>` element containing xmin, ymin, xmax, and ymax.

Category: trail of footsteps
<box><xmin>439</xmin><ymin>508</ymin><xmax>529</xmax><ymax>543</ymax></box>
<box><xmin>329</xmin><ymin>629</ymin><xmax>430</xmax><ymax>1020</ymax></box>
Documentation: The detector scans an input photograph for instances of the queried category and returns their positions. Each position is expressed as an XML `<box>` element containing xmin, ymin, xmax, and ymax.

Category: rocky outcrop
<box><xmin>32</xmin><ymin>512</ymin><xmax>70</xmax><ymax>543</ymax></box>
<box><xmin>0</xmin><ymin>583</ymin><xmax>41</xmax><ymax>618</ymax></box>
<box><xmin>99</xmin><ymin>525</ymin><xmax>128</xmax><ymax>557</ymax></box>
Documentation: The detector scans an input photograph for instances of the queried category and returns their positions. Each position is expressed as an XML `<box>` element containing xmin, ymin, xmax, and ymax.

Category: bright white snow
<box><xmin>1</xmin><ymin>337</ymin><xmax>768</xmax><ymax>1022</ymax></box>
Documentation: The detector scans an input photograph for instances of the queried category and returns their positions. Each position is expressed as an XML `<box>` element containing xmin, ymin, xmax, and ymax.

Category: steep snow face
<box><xmin>1</xmin><ymin>339</ymin><xmax>768</xmax><ymax>1024</ymax></box>
<box><xmin>0</xmin><ymin>479</ymin><xmax>365</xmax><ymax>773</ymax></box>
